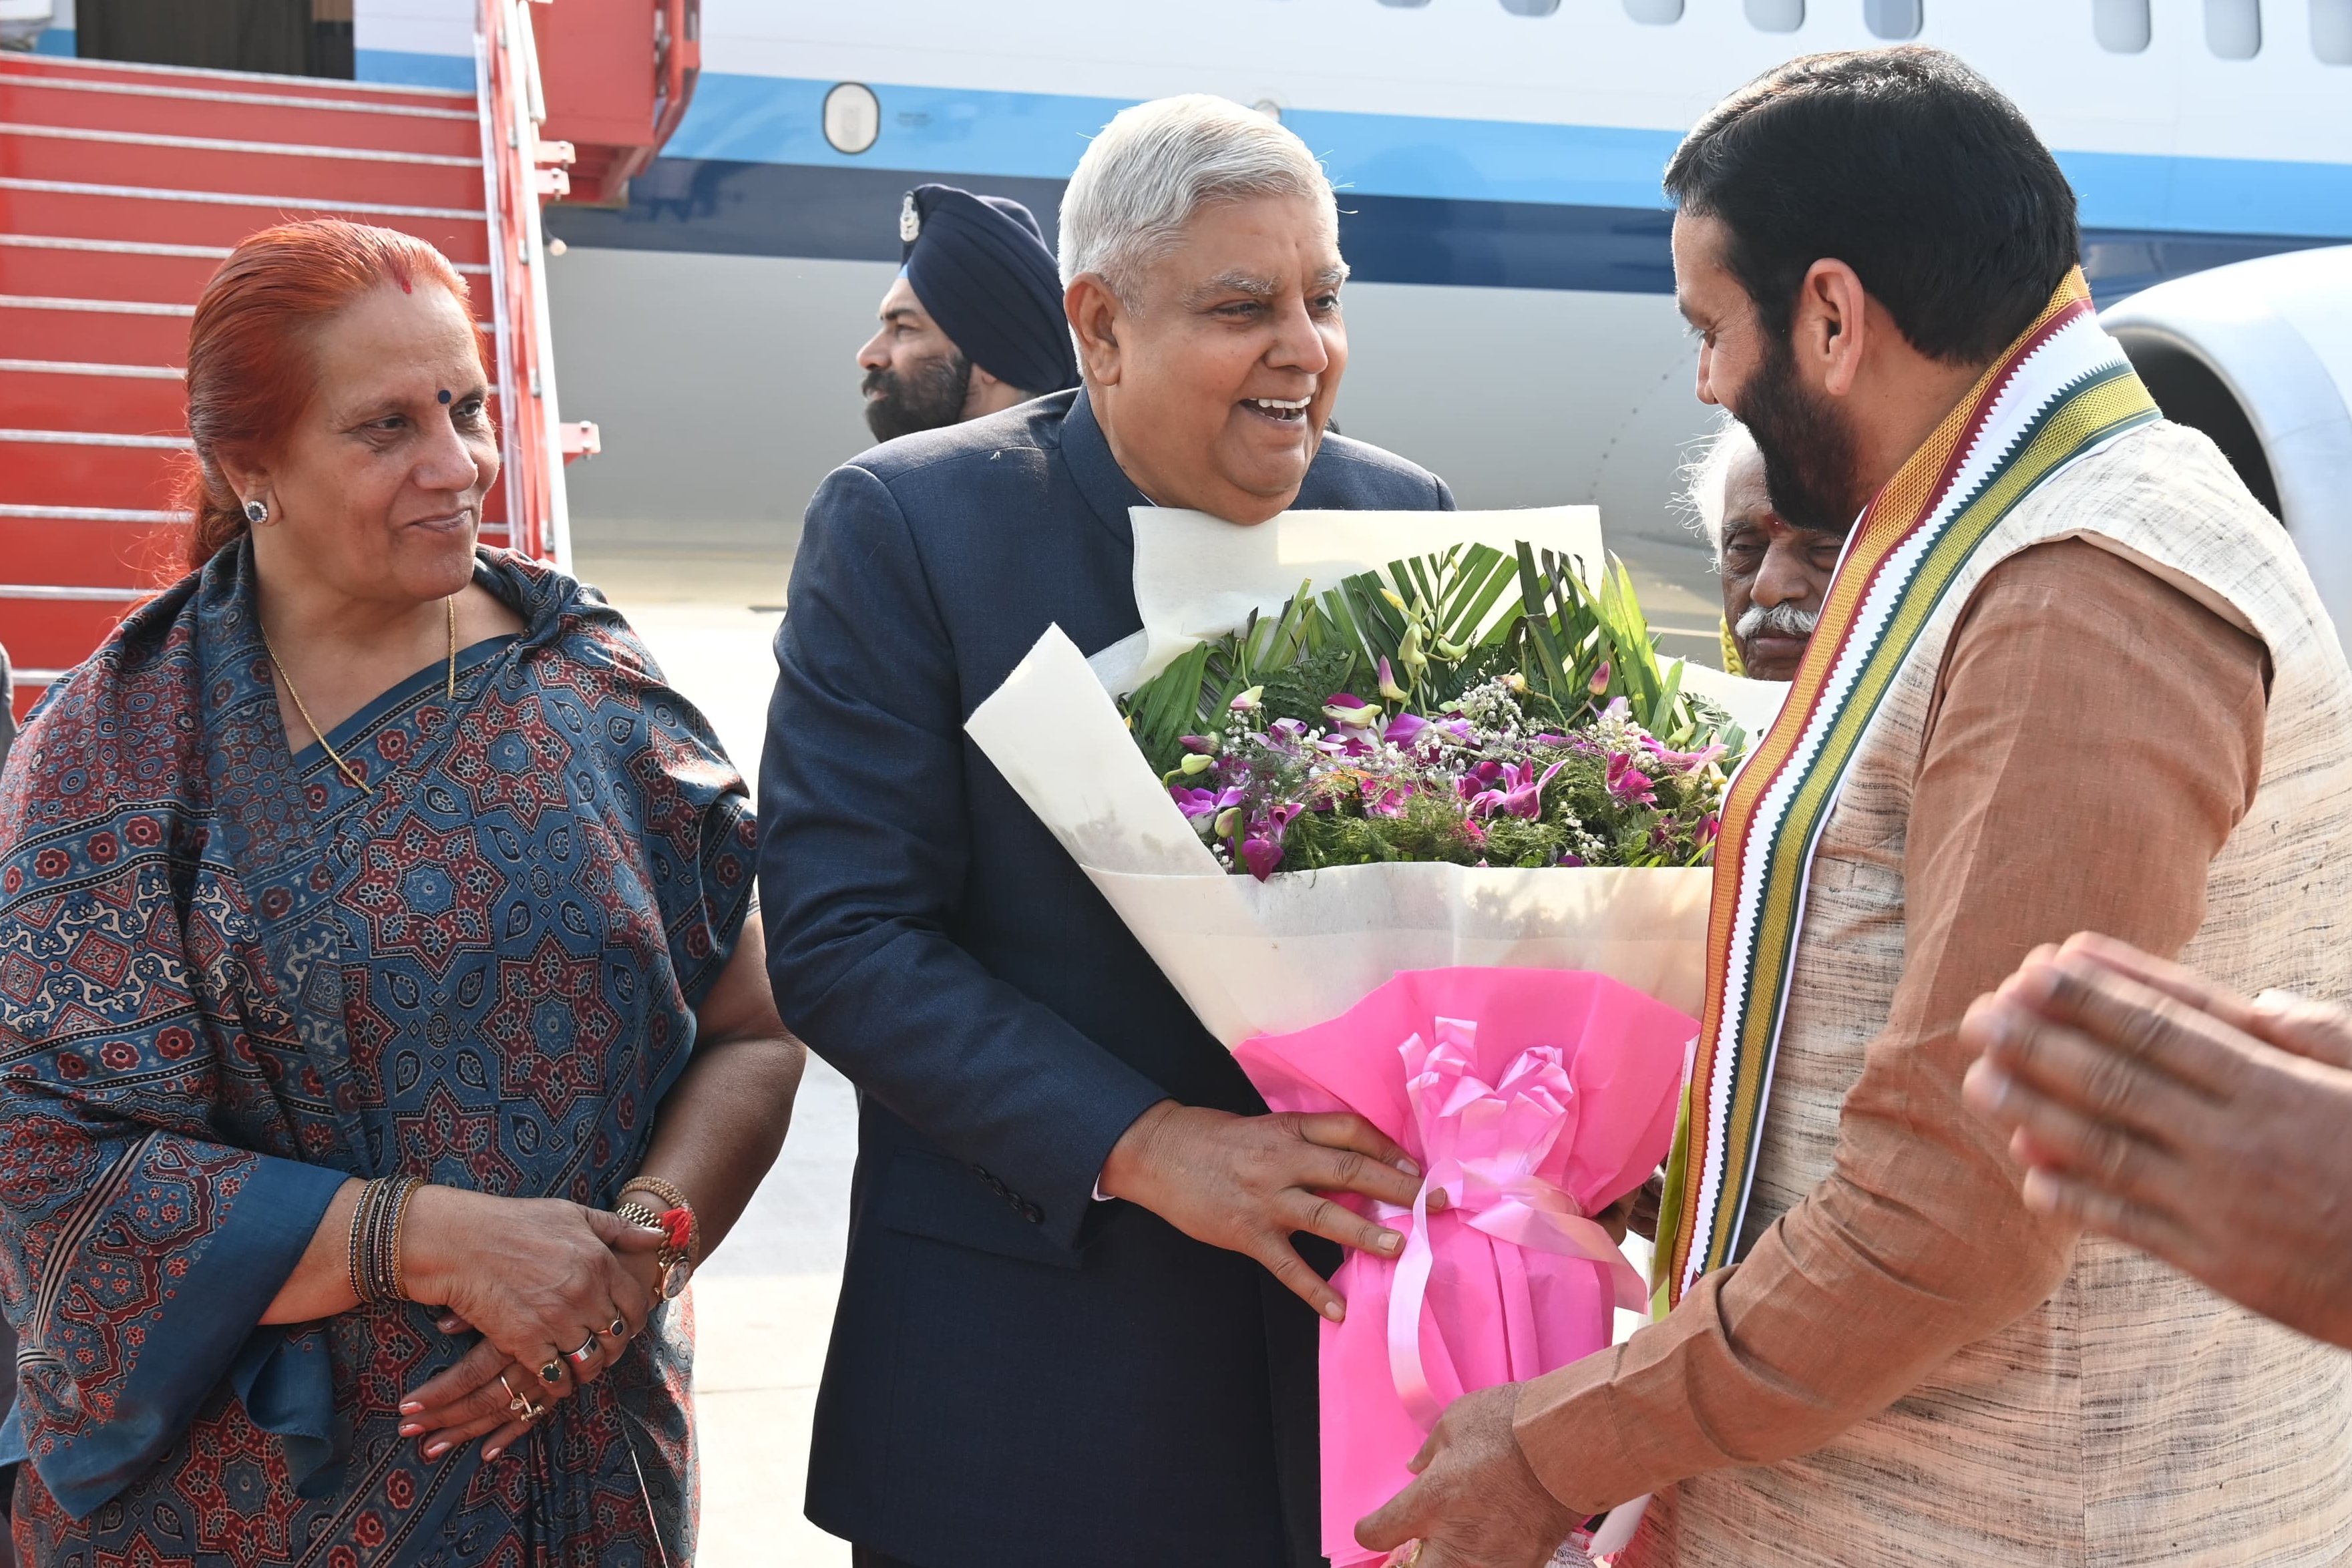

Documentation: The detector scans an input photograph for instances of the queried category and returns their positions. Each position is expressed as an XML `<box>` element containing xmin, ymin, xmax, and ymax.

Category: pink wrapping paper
<box><xmin>1233</xmin><ymin>967</ymin><xmax>1692</xmax><ymax>1567</ymax></box>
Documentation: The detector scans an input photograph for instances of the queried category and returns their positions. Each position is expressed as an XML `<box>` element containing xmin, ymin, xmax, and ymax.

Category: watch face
<box><xmin>662</xmin><ymin>1259</ymin><xmax>691</xmax><ymax>1300</ymax></box>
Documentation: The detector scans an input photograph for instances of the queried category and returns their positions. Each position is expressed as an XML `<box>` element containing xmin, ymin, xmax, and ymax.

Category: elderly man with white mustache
<box><xmin>1691</xmin><ymin>421</ymin><xmax>1841</xmax><ymax>682</ymax></box>
<box><xmin>759</xmin><ymin>94</ymin><xmax>1454</xmax><ymax>1567</ymax></box>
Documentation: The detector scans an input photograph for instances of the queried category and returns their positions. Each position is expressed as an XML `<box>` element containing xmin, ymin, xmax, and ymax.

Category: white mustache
<box><xmin>1736</xmin><ymin>602</ymin><xmax>1820</xmax><ymax>639</ymax></box>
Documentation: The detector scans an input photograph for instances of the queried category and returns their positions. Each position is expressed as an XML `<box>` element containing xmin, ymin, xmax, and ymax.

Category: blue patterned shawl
<box><xmin>0</xmin><ymin>542</ymin><xmax>755</xmax><ymax>1566</ymax></box>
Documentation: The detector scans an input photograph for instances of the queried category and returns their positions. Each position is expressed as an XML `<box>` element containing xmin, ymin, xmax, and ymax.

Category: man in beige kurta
<box><xmin>1362</xmin><ymin>46</ymin><xmax>2352</xmax><ymax>1568</ymax></box>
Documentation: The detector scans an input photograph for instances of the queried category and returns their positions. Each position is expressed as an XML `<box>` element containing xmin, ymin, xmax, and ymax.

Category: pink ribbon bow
<box><xmin>1381</xmin><ymin>1017</ymin><xmax>1648</xmax><ymax>1432</ymax></box>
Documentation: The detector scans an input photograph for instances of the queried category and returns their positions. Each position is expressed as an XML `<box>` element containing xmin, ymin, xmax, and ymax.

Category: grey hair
<box><xmin>1682</xmin><ymin>418</ymin><xmax>1760</xmax><ymax>561</ymax></box>
<box><xmin>1059</xmin><ymin>93</ymin><xmax>1338</xmax><ymax>299</ymax></box>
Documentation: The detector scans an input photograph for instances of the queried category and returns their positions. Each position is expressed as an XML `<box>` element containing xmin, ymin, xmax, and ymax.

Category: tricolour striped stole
<box><xmin>1655</xmin><ymin>268</ymin><xmax>2161</xmax><ymax>1309</ymax></box>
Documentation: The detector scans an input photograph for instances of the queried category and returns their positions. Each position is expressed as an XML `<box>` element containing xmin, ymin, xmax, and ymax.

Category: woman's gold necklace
<box><xmin>264</xmin><ymin>598</ymin><xmax>457</xmax><ymax>793</ymax></box>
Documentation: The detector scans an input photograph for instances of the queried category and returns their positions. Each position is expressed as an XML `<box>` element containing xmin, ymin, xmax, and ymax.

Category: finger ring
<box><xmin>564</xmin><ymin>1334</ymin><xmax>600</xmax><ymax>1366</ymax></box>
<box><xmin>539</xmin><ymin>1358</ymin><xmax>565</xmax><ymax>1385</ymax></box>
<box><xmin>606</xmin><ymin>1316</ymin><xmax>627</xmax><ymax>1337</ymax></box>
<box><xmin>499</xmin><ymin>1370</ymin><xmax>547</xmax><ymax>1421</ymax></box>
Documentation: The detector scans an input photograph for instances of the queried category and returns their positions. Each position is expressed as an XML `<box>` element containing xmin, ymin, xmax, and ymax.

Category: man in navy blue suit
<box><xmin>760</xmin><ymin>93</ymin><xmax>1458</xmax><ymax>1567</ymax></box>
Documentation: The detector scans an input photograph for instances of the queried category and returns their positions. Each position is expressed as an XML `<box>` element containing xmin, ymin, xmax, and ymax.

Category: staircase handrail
<box><xmin>474</xmin><ymin>0</ymin><xmax>572</xmax><ymax>568</ymax></box>
<box><xmin>650</xmin><ymin>0</ymin><xmax>701</xmax><ymax>155</ymax></box>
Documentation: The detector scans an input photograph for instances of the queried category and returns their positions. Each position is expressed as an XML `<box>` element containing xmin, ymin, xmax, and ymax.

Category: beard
<box><xmin>1737</xmin><ymin>331</ymin><xmax>1869</xmax><ymax>536</ymax></box>
<box><xmin>862</xmin><ymin>349</ymin><xmax>972</xmax><ymax>443</ymax></box>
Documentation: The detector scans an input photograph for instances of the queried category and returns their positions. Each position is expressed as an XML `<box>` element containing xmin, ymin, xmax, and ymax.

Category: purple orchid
<box><xmin>1360</xmin><ymin>777</ymin><xmax>1414</xmax><ymax>817</ymax></box>
<box><xmin>1605</xmin><ymin>753</ymin><xmax>1657</xmax><ymax>806</ymax></box>
<box><xmin>1170</xmin><ymin>783</ymin><xmax>1246</xmax><ymax>829</ymax></box>
<box><xmin>1461</xmin><ymin>758</ymin><xmax>1563</xmax><ymax>820</ymax></box>
<box><xmin>1322</xmin><ymin>693</ymin><xmax>1382</xmax><ymax>731</ymax></box>
<box><xmin>1240</xmin><ymin>802</ymin><xmax>1306</xmax><ymax>881</ymax></box>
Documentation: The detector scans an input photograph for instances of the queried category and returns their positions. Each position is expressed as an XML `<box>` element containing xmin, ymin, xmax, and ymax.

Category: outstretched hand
<box><xmin>1099</xmin><ymin>1101</ymin><xmax>1433</xmax><ymax>1321</ymax></box>
<box><xmin>1961</xmin><ymin>930</ymin><xmax>2352</xmax><ymax>1349</ymax></box>
<box><xmin>1354</xmin><ymin>1383</ymin><xmax>1579</xmax><ymax>1568</ymax></box>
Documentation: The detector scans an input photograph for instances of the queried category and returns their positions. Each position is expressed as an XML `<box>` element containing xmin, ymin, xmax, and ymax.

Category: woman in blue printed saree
<box><xmin>0</xmin><ymin>220</ymin><xmax>805</xmax><ymax>1567</ymax></box>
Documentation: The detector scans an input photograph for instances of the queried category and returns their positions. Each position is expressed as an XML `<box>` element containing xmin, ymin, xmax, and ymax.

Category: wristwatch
<box><xmin>614</xmin><ymin>1195</ymin><xmax>697</xmax><ymax>1300</ymax></box>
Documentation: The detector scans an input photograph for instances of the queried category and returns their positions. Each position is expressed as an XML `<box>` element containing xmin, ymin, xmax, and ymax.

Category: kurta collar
<box><xmin>1058</xmin><ymin>385</ymin><xmax>1151</xmax><ymax>546</ymax></box>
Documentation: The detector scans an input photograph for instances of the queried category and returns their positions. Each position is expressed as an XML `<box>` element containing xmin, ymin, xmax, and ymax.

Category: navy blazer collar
<box><xmin>1058</xmin><ymin>385</ymin><xmax>1150</xmax><ymax>547</ymax></box>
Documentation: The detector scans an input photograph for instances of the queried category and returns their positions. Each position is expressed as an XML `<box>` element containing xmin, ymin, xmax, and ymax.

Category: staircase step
<box><xmin>1</xmin><ymin>429</ymin><xmax>188</xmax><ymax>511</ymax></box>
<box><xmin>0</xmin><ymin>178</ymin><xmax>492</xmax><ymax>264</ymax></box>
<box><xmin>0</xmin><ymin>53</ymin><xmax>472</xmax><ymax>113</ymax></box>
<box><xmin>0</xmin><ymin>597</ymin><xmax>154</xmax><ymax>697</ymax></box>
<box><xmin>0</xmin><ymin>360</ymin><xmax>184</xmax><ymax>433</ymax></box>
<box><xmin>1</xmin><ymin>294</ymin><xmax>191</xmax><ymax>364</ymax></box>
<box><xmin>0</xmin><ymin>516</ymin><xmax>177</xmax><ymax>588</ymax></box>
<box><xmin>1</xmin><ymin>123</ymin><xmax>487</xmax><ymax>211</ymax></box>
<box><xmin>0</xmin><ymin>74</ymin><xmax>481</xmax><ymax>160</ymax></box>
<box><xmin>0</xmin><ymin>234</ymin><xmax>492</xmax><ymax>307</ymax></box>
<box><xmin>0</xmin><ymin>232</ymin><xmax>224</xmax><ymax>303</ymax></box>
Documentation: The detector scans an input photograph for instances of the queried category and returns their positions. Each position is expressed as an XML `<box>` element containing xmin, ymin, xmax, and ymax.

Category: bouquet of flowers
<box><xmin>1123</xmin><ymin>540</ymin><xmax>1737</xmax><ymax>882</ymax></box>
<box><xmin>968</xmin><ymin>507</ymin><xmax>1772</xmax><ymax>1565</ymax></box>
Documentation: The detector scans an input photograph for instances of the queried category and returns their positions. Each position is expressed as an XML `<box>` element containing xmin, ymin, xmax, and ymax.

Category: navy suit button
<box><xmin>1019</xmin><ymin>1200</ymin><xmax>1043</xmax><ymax>1225</ymax></box>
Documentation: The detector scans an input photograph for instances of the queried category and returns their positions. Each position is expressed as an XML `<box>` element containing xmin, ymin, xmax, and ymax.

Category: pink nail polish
<box><xmin>483</xmin><ymin>1446</ymin><xmax>502</xmax><ymax>1462</ymax></box>
<box><xmin>424</xmin><ymin>1442</ymin><xmax>448</xmax><ymax>1458</ymax></box>
<box><xmin>399</xmin><ymin>1423</ymin><xmax>421</xmax><ymax>1438</ymax></box>
<box><xmin>399</xmin><ymin>1401</ymin><xmax>422</xmax><ymax>1414</ymax></box>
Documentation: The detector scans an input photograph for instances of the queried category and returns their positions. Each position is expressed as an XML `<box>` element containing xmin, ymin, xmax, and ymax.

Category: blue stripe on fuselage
<box><xmin>541</xmin><ymin>157</ymin><xmax>2337</xmax><ymax>302</ymax></box>
<box><xmin>666</xmin><ymin>72</ymin><xmax>2352</xmax><ymax>242</ymax></box>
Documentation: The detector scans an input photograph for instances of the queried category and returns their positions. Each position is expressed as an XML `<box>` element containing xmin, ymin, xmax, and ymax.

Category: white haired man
<box><xmin>1691</xmin><ymin>422</ymin><xmax>1842</xmax><ymax>681</ymax></box>
<box><xmin>760</xmin><ymin>95</ymin><xmax>1454</xmax><ymax>1567</ymax></box>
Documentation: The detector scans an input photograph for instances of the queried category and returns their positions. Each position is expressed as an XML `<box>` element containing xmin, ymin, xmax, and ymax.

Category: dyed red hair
<box><xmin>178</xmin><ymin>219</ymin><xmax>487</xmax><ymax>571</ymax></box>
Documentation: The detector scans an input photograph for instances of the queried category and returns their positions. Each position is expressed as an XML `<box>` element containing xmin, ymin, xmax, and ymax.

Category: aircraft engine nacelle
<box><xmin>2101</xmin><ymin>246</ymin><xmax>2352</xmax><ymax>649</ymax></box>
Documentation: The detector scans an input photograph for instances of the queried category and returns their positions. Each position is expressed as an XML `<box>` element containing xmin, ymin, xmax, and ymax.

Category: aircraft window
<box><xmin>1747</xmin><ymin>0</ymin><xmax>1804</xmax><ymax>29</ymax></box>
<box><xmin>822</xmin><ymin>82</ymin><xmax>879</xmax><ymax>155</ymax></box>
<box><xmin>2317</xmin><ymin>0</ymin><xmax>2352</xmax><ymax>62</ymax></box>
<box><xmin>1499</xmin><ymin>0</ymin><xmax>1563</xmax><ymax>13</ymax></box>
<box><xmin>1625</xmin><ymin>0</ymin><xmax>1684</xmax><ymax>20</ymax></box>
<box><xmin>2094</xmin><ymin>0</ymin><xmax>2152</xmax><ymax>50</ymax></box>
<box><xmin>1866</xmin><ymin>0</ymin><xmax>1923</xmax><ymax>37</ymax></box>
<box><xmin>2205</xmin><ymin>0</ymin><xmax>2261</xmax><ymax>55</ymax></box>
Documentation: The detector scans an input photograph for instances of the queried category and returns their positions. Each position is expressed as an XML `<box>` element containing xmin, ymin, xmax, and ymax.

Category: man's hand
<box><xmin>1961</xmin><ymin>931</ymin><xmax>2352</xmax><ymax>1349</ymax></box>
<box><xmin>1354</xmin><ymin>1383</ymin><xmax>1580</xmax><ymax>1568</ymax></box>
<box><xmin>1099</xmin><ymin>1100</ymin><xmax>1428</xmax><ymax>1320</ymax></box>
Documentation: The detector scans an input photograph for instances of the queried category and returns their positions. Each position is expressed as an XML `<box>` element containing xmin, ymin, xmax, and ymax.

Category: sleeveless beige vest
<box><xmin>1633</xmin><ymin>421</ymin><xmax>2352</xmax><ymax>1567</ymax></box>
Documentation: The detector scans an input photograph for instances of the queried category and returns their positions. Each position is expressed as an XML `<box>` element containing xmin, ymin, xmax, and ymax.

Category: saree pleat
<box><xmin>0</xmin><ymin>542</ymin><xmax>755</xmax><ymax>1566</ymax></box>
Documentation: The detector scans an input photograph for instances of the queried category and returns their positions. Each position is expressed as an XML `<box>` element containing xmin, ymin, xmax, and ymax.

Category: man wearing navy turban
<box><xmin>856</xmin><ymin>184</ymin><xmax>1080</xmax><ymax>442</ymax></box>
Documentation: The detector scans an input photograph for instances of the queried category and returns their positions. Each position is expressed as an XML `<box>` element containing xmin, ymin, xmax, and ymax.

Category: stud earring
<box><xmin>243</xmin><ymin>499</ymin><xmax>268</xmax><ymax>525</ymax></box>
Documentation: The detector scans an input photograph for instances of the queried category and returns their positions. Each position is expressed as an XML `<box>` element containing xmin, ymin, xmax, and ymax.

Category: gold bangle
<box><xmin>345</xmin><ymin>1179</ymin><xmax>373</xmax><ymax>1304</ymax></box>
<box><xmin>385</xmin><ymin>1177</ymin><xmax>423</xmax><ymax>1302</ymax></box>
<box><xmin>617</xmin><ymin>1177</ymin><xmax>698</xmax><ymax>1263</ymax></box>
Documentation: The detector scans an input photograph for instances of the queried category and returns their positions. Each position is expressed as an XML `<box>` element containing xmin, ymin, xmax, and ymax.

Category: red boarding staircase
<box><xmin>0</xmin><ymin>0</ymin><xmax>642</xmax><ymax>724</ymax></box>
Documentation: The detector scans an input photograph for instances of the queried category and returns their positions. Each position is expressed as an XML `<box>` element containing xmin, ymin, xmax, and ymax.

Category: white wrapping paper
<box><xmin>968</xmin><ymin>624</ymin><xmax>1715</xmax><ymax>1046</ymax></box>
<box><xmin>966</xmin><ymin>507</ymin><xmax>1764</xmax><ymax>1559</ymax></box>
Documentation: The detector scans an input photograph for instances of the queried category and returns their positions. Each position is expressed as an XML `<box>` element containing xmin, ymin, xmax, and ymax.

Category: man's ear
<box><xmin>968</xmin><ymin>361</ymin><xmax>1005</xmax><ymax>391</ymax></box>
<box><xmin>1066</xmin><ymin>274</ymin><xmax>1123</xmax><ymax>386</ymax></box>
<box><xmin>1797</xmin><ymin>259</ymin><xmax>1871</xmax><ymax>399</ymax></box>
